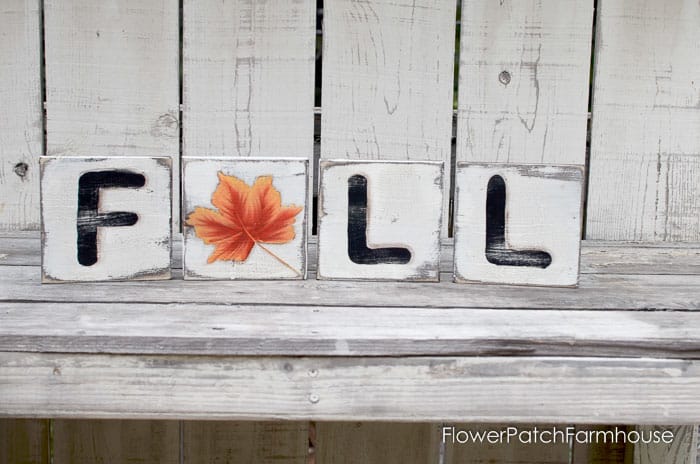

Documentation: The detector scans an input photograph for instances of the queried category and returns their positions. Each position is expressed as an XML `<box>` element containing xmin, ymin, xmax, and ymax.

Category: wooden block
<box><xmin>453</xmin><ymin>163</ymin><xmax>583</xmax><ymax>287</ymax></box>
<box><xmin>40</xmin><ymin>157</ymin><xmax>172</xmax><ymax>282</ymax></box>
<box><xmin>587</xmin><ymin>0</ymin><xmax>700</xmax><ymax>241</ymax></box>
<box><xmin>183</xmin><ymin>157</ymin><xmax>308</xmax><ymax>280</ymax></box>
<box><xmin>317</xmin><ymin>160</ymin><xmax>444</xmax><ymax>281</ymax></box>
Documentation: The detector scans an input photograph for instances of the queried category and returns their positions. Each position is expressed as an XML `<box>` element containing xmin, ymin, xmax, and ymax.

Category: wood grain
<box><xmin>4</xmin><ymin>263</ymin><xmax>699</xmax><ymax>311</ymax></box>
<box><xmin>182</xmin><ymin>421</ymin><xmax>308</xmax><ymax>464</ymax></box>
<box><xmin>0</xmin><ymin>0</ymin><xmax>43</xmax><ymax>231</ymax></box>
<box><xmin>3</xmin><ymin>353</ymin><xmax>700</xmax><ymax>423</ymax></box>
<box><xmin>182</xmin><ymin>158</ymin><xmax>308</xmax><ymax>280</ymax></box>
<box><xmin>457</xmin><ymin>0</ymin><xmax>593</xmax><ymax>166</ymax></box>
<box><xmin>5</xmin><ymin>233</ymin><xmax>700</xmax><ymax>275</ymax></box>
<box><xmin>634</xmin><ymin>426</ymin><xmax>697</xmax><ymax>464</ymax></box>
<box><xmin>182</xmin><ymin>0</ymin><xmax>316</xmax><ymax>233</ymax></box>
<box><xmin>572</xmin><ymin>426</ymin><xmax>628</xmax><ymax>464</ymax></box>
<box><xmin>317</xmin><ymin>160</ymin><xmax>443</xmax><ymax>281</ymax></box>
<box><xmin>315</xmin><ymin>423</ymin><xmax>440</xmax><ymax>464</ymax></box>
<box><xmin>587</xmin><ymin>0</ymin><xmax>700</xmax><ymax>241</ymax></box>
<box><xmin>52</xmin><ymin>419</ymin><xmax>179</xmax><ymax>464</ymax></box>
<box><xmin>444</xmin><ymin>424</ymin><xmax>570</xmax><ymax>463</ymax></box>
<box><xmin>321</xmin><ymin>0</ymin><xmax>456</xmax><ymax>234</ymax></box>
<box><xmin>40</xmin><ymin>157</ymin><xmax>172</xmax><ymax>282</ymax></box>
<box><xmin>43</xmin><ymin>0</ymin><xmax>180</xmax><ymax>226</ymax></box>
<box><xmin>453</xmin><ymin>163</ymin><xmax>583</xmax><ymax>286</ymax></box>
<box><xmin>0</xmin><ymin>419</ymin><xmax>49</xmax><ymax>464</ymax></box>
<box><xmin>2</xmin><ymin>303</ymin><xmax>700</xmax><ymax>358</ymax></box>
<box><xmin>183</xmin><ymin>0</ymin><xmax>315</xmax><ymax>159</ymax></box>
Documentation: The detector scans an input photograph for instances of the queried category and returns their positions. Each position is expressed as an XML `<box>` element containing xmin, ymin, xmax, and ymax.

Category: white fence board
<box><xmin>587</xmin><ymin>0</ymin><xmax>700</xmax><ymax>241</ymax></box>
<box><xmin>0</xmin><ymin>0</ymin><xmax>42</xmax><ymax>230</ymax></box>
<box><xmin>321</xmin><ymin>0</ymin><xmax>456</xmax><ymax>233</ymax></box>
<box><xmin>43</xmin><ymin>0</ymin><xmax>180</xmax><ymax>225</ymax></box>
<box><xmin>183</xmin><ymin>0</ymin><xmax>315</xmax><ymax>159</ymax></box>
<box><xmin>457</xmin><ymin>0</ymin><xmax>593</xmax><ymax>165</ymax></box>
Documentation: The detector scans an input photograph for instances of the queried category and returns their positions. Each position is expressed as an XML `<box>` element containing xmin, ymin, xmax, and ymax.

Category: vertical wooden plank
<box><xmin>444</xmin><ymin>424</ymin><xmax>570</xmax><ymax>464</ymax></box>
<box><xmin>53</xmin><ymin>419</ymin><xmax>179</xmax><ymax>464</ymax></box>
<box><xmin>183</xmin><ymin>0</ymin><xmax>315</xmax><ymax>231</ymax></box>
<box><xmin>456</xmin><ymin>0</ymin><xmax>593</xmax><ymax>166</ymax></box>
<box><xmin>321</xmin><ymin>0</ymin><xmax>456</xmax><ymax>233</ymax></box>
<box><xmin>0</xmin><ymin>419</ymin><xmax>49</xmax><ymax>464</ymax></box>
<box><xmin>634</xmin><ymin>426</ymin><xmax>697</xmax><ymax>464</ymax></box>
<box><xmin>572</xmin><ymin>426</ymin><xmax>627</xmax><ymax>464</ymax></box>
<box><xmin>183</xmin><ymin>0</ymin><xmax>315</xmax><ymax>159</ymax></box>
<box><xmin>587</xmin><ymin>0</ymin><xmax>700</xmax><ymax>241</ymax></box>
<box><xmin>43</xmin><ymin>0</ymin><xmax>180</xmax><ymax>226</ymax></box>
<box><xmin>0</xmin><ymin>0</ymin><xmax>42</xmax><ymax>230</ymax></box>
<box><xmin>315</xmin><ymin>422</ymin><xmax>440</xmax><ymax>464</ymax></box>
<box><xmin>182</xmin><ymin>421</ymin><xmax>308</xmax><ymax>464</ymax></box>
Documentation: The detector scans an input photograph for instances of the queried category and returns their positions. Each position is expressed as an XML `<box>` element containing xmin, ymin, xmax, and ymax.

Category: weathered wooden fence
<box><xmin>1</xmin><ymin>0</ymin><xmax>699</xmax><ymax>462</ymax></box>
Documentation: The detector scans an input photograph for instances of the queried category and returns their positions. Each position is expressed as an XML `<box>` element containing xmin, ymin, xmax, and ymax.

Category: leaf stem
<box><xmin>255</xmin><ymin>242</ymin><xmax>302</xmax><ymax>278</ymax></box>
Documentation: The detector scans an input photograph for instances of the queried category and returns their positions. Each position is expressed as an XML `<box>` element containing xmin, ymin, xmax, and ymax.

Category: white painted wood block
<box><xmin>318</xmin><ymin>160</ymin><xmax>443</xmax><ymax>281</ymax></box>
<box><xmin>453</xmin><ymin>163</ymin><xmax>583</xmax><ymax>287</ymax></box>
<box><xmin>183</xmin><ymin>158</ymin><xmax>308</xmax><ymax>280</ymax></box>
<box><xmin>41</xmin><ymin>157</ymin><xmax>172</xmax><ymax>282</ymax></box>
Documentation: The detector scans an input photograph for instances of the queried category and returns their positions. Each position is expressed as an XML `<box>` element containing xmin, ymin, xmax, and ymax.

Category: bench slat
<box><xmin>2</xmin><ymin>353</ymin><xmax>699</xmax><ymax>423</ymax></box>
<box><xmin>1</xmin><ymin>303</ymin><xmax>699</xmax><ymax>358</ymax></box>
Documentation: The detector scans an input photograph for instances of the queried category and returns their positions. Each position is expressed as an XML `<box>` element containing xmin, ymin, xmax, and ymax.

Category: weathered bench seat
<box><xmin>1</xmin><ymin>232</ymin><xmax>698</xmax><ymax>424</ymax></box>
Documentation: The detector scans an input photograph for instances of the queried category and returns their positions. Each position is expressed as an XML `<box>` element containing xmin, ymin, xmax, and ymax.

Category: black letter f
<box><xmin>77</xmin><ymin>170</ymin><xmax>145</xmax><ymax>266</ymax></box>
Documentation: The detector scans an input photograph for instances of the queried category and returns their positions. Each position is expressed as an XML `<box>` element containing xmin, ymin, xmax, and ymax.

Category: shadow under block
<box><xmin>40</xmin><ymin>156</ymin><xmax>172</xmax><ymax>282</ymax></box>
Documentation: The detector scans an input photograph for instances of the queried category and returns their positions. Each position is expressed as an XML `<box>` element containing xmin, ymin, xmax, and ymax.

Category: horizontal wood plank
<box><xmin>4</xmin><ymin>234</ymin><xmax>699</xmax><ymax>275</ymax></box>
<box><xmin>2</xmin><ymin>353</ymin><xmax>699</xmax><ymax>423</ymax></box>
<box><xmin>2</xmin><ymin>264</ymin><xmax>698</xmax><ymax>311</ymax></box>
<box><xmin>1</xmin><ymin>303</ymin><xmax>699</xmax><ymax>358</ymax></box>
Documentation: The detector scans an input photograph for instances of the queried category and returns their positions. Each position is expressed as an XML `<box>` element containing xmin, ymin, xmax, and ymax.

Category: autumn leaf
<box><xmin>186</xmin><ymin>172</ymin><xmax>303</xmax><ymax>275</ymax></box>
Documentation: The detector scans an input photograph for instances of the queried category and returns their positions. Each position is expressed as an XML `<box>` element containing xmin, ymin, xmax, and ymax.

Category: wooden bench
<box><xmin>1</xmin><ymin>0</ymin><xmax>699</xmax><ymax>462</ymax></box>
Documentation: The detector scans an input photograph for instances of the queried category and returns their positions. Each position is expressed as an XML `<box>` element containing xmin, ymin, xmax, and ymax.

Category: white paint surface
<box><xmin>43</xmin><ymin>0</ymin><xmax>180</xmax><ymax>227</ymax></box>
<box><xmin>453</xmin><ymin>163</ymin><xmax>583</xmax><ymax>287</ymax></box>
<box><xmin>0</xmin><ymin>0</ymin><xmax>42</xmax><ymax>230</ymax></box>
<box><xmin>318</xmin><ymin>160</ymin><xmax>443</xmax><ymax>281</ymax></box>
<box><xmin>41</xmin><ymin>157</ymin><xmax>172</xmax><ymax>282</ymax></box>
<box><xmin>587</xmin><ymin>0</ymin><xmax>700</xmax><ymax>241</ymax></box>
<box><xmin>321</xmin><ymin>0</ymin><xmax>456</xmax><ymax>236</ymax></box>
<box><xmin>183</xmin><ymin>157</ymin><xmax>308</xmax><ymax>280</ymax></box>
<box><xmin>457</xmin><ymin>0</ymin><xmax>593</xmax><ymax>165</ymax></box>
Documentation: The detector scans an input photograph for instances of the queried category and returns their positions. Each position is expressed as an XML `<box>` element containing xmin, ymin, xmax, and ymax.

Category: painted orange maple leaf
<box><xmin>186</xmin><ymin>172</ymin><xmax>303</xmax><ymax>275</ymax></box>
